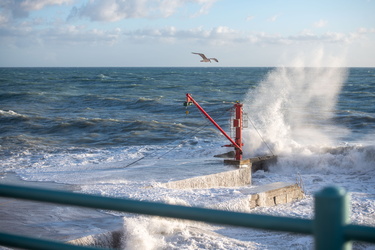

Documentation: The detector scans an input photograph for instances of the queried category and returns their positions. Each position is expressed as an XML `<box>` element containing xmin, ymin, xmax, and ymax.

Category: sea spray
<box><xmin>123</xmin><ymin>216</ymin><xmax>172</xmax><ymax>250</ymax></box>
<box><xmin>122</xmin><ymin>215</ymin><xmax>255</xmax><ymax>249</ymax></box>
<box><xmin>240</xmin><ymin>52</ymin><xmax>375</xmax><ymax>193</ymax></box>
<box><xmin>242</xmin><ymin>53</ymin><xmax>348</xmax><ymax>156</ymax></box>
<box><xmin>122</xmin><ymin>216</ymin><xmax>198</xmax><ymax>250</ymax></box>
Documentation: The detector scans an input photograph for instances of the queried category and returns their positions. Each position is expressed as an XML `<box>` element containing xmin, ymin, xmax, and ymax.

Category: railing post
<box><xmin>314</xmin><ymin>186</ymin><xmax>352</xmax><ymax>250</ymax></box>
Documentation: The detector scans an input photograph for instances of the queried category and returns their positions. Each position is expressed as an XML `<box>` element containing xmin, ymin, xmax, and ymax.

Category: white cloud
<box><xmin>267</xmin><ymin>14</ymin><xmax>281</xmax><ymax>22</ymax></box>
<box><xmin>123</xmin><ymin>25</ymin><xmax>241</xmax><ymax>45</ymax></box>
<box><xmin>20</xmin><ymin>0</ymin><xmax>73</xmax><ymax>11</ymax></box>
<box><xmin>0</xmin><ymin>0</ymin><xmax>72</xmax><ymax>19</ymax></box>
<box><xmin>190</xmin><ymin>0</ymin><xmax>216</xmax><ymax>17</ymax></box>
<box><xmin>43</xmin><ymin>25</ymin><xmax>122</xmax><ymax>45</ymax></box>
<box><xmin>313</xmin><ymin>19</ymin><xmax>327</xmax><ymax>28</ymax></box>
<box><xmin>246</xmin><ymin>15</ymin><xmax>255</xmax><ymax>21</ymax></box>
<box><xmin>121</xmin><ymin>25</ymin><xmax>374</xmax><ymax>46</ymax></box>
<box><xmin>0</xmin><ymin>21</ymin><xmax>122</xmax><ymax>48</ymax></box>
<box><xmin>357</xmin><ymin>27</ymin><xmax>375</xmax><ymax>34</ymax></box>
<box><xmin>70</xmin><ymin>0</ymin><xmax>217</xmax><ymax>22</ymax></box>
<box><xmin>71</xmin><ymin>0</ymin><xmax>144</xmax><ymax>22</ymax></box>
<box><xmin>0</xmin><ymin>9</ymin><xmax>10</xmax><ymax>25</ymax></box>
<box><xmin>289</xmin><ymin>28</ymin><xmax>375</xmax><ymax>44</ymax></box>
<box><xmin>2</xmin><ymin>10</ymin><xmax>374</xmax><ymax>51</ymax></box>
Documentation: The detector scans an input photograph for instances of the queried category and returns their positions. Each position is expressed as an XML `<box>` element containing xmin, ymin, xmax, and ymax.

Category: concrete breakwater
<box><xmin>161</xmin><ymin>167</ymin><xmax>252</xmax><ymax>189</ymax></box>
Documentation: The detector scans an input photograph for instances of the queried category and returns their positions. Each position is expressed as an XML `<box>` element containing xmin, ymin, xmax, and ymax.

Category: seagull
<box><xmin>192</xmin><ymin>52</ymin><xmax>219</xmax><ymax>63</ymax></box>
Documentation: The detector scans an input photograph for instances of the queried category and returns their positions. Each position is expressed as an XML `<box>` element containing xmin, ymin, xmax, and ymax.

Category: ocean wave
<box><xmin>271</xmin><ymin>144</ymin><xmax>375</xmax><ymax>176</ymax></box>
<box><xmin>0</xmin><ymin>110</ymin><xmax>29</xmax><ymax>121</ymax></box>
<box><xmin>0</xmin><ymin>92</ymin><xmax>45</xmax><ymax>101</ymax></box>
<box><xmin>98</xmin><ymin>74</ymin><xmax>110</xmax><ymax>79</ymax></box>
<box><xmin>334</xmin><ymin>111</ymin><xmax>375</xmax><ymax>130</ymax></box>
<box><xmin>0</xmin><ymin>109</ymin><xmax>23</xmax><ymax>117</ymax></box>
<box><xmin>133</xmin><ymin>96</ymin><xmax>164</xmax><ymax>107</ymax></box>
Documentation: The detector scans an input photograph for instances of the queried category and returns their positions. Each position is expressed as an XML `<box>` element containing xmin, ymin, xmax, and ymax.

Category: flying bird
<box><xmin>192</xmin><ymin>52</ymin><xmax>219</xmax><ymax>63</ymax></box>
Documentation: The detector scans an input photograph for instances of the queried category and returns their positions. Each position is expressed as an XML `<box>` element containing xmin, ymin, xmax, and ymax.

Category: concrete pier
<box><xmin>161</xmin><ymin>166</ymin><xmax>251</xmax><ymax>189</ymax></box>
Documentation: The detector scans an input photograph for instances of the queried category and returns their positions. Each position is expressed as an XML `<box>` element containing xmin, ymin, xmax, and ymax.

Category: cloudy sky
<box><xmin>1</xmin><ymin>0</ymin><xmax>374</xmax><ymax>67</ymax></box>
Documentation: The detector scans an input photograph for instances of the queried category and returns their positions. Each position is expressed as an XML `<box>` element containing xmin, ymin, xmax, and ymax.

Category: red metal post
<box><xmin>233</xmin><ymin>102</ymin><xmax>243</xmax><ymax>160</ymax></box>
<box><xmin>185</xmin><ymin>93</ymin><xmax>243</xmax><ymax>160</ymax></box>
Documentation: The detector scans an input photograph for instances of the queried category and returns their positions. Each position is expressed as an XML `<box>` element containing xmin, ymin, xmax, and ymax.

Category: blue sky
<box><xmin>1</xmin><ymin>0</ymin><xmax>374</xmax><ymax>67</ymax></box>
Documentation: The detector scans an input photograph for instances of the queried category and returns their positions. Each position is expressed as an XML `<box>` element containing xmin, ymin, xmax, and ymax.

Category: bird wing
<box><xmin>192</xmin><ymin>52</ymin><xmax>208</xmax><ymax>60</ymax></box>
<box><xmin>210</xmin><ymin>58</ymin><xmax>219</xmax><ymax>62</ymax></box>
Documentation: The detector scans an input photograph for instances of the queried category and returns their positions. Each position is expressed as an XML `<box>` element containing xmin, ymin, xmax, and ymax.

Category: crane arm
<box><xmin>184</xmin><ymin>93</ymin><xmax>242</xmax><ymax>151</ymax></box>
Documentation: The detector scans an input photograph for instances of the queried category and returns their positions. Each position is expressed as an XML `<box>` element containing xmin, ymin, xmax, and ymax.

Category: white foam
<box><xmin>122</xmin><ymin>216</ymin><xmax>261</xmax><ymax>250</ymax></box>
<box><xmin>0</xmin><ymin>109</ymin><xmax>26</xmax><ymax>118</ymax></box>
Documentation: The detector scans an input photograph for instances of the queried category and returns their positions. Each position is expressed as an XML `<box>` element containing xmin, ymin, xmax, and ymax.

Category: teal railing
<box><xmin>0</xmin><ymin>184</ymin><xmax>374</xmax><ymax>250</ymax></box>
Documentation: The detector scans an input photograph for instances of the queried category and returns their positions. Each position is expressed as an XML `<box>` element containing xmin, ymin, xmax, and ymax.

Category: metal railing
<box><xmin>0</xmin><ymin>183</ymin><xmax>374</xmax><ymax>250</ymax></box>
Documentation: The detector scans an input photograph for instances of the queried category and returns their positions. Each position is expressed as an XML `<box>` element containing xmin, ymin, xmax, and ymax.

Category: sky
<box><xmin>0</xmin><ymin>0</ymin><xmax>374</xmax><ymax>67</ymax></box>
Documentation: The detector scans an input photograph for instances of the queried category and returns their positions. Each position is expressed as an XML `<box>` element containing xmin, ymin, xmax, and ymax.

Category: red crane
<box><xmin>184</xmin><ymin>93</ymin><xmax>244</xmax><ymax>161</ymax></box>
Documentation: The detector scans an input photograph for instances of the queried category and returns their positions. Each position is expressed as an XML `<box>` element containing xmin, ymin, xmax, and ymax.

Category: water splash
<box><xmin>243</xmin><ymin>49</ymin><xmax>348</xmax><ymax>156</ymax></box>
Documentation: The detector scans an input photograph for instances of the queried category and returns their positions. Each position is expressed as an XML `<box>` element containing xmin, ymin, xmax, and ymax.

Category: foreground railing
<box><xmin>0</xmin><ymin>184</ymin><xmax>374</xmax><ymax>250</ymax></box>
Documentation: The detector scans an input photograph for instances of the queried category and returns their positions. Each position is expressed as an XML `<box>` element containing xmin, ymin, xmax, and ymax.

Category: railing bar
<box><xmin>344</xmin><ymin>225</ymin><xmax>375</xmax><ymax>243</ymax></box>
<box><xmin>0</xmin><ymin>232</ymin><xmax>111</xmax><ymax>250</ymax></box>
<box><xmin>0</xmin><ymin>184</ymin><xmax>312</xmax><ymax>234</ymax></box>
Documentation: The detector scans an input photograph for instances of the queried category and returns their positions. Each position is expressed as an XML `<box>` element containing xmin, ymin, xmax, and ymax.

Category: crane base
<box><xmin>224</xmin><ymin>155</ymin><xmax>277</xmax><ymax>172</ymax></box>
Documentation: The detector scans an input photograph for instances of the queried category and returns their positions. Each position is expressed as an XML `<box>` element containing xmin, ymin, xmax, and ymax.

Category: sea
<box><xmin>0</xmin><ymin>66</ymin><xmax>374</xmax><ymax>249</ymax></box>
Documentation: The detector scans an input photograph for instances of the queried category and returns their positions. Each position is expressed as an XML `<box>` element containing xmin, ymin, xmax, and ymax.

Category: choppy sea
<box><xmin>0</xmin><ymin>66</ymin><xmax>374</xmax><ymax>249</ymax></box>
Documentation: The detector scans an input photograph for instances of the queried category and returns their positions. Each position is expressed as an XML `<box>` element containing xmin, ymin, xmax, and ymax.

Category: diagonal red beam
<box><xmin>186</xmin><ymin>93</ymin><xmax>242</xmax><ymax>151</ymax></box>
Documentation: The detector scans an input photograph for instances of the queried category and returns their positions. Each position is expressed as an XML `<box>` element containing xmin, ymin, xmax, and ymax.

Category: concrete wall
<box><xmin>241</xmin><ymin>182</ymin><xmax>304</xmax><ymax>208</ymax></box>
<box><xmin>213</xmin><ymin>182</ymin><xmax>305</xmax><ymax>211</ymax></box>
<box><xmin>161</xmin><ymin>167</ymin><xmax>251</xmax><ymax>189</ymax></box>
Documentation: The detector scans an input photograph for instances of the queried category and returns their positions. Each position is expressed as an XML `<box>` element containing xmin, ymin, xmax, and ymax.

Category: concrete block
<box><xmin>161</xmin><ymin>167</ymin><xmax>251</xmax><ymax>189</ymax></box>
<box><xmin>240</xmin><ymin>182</ymin><xmax>305</xmax><ymax>208</ymax></box>
<box><xmin>275</xmin><ymin>194</ymin><xmax>287</xmax><ymax>204</ymax></box>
